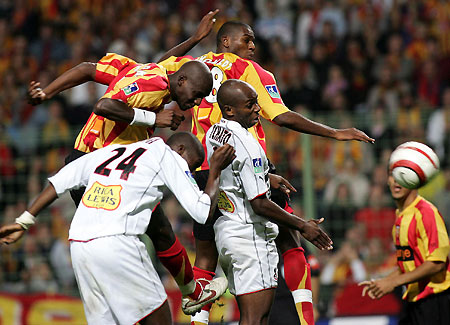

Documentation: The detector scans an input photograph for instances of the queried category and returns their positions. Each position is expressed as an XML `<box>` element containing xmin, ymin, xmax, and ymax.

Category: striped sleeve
<box><xmin>417</xmin><ymin>202</ymin><xmax>450</xmax><ymax>262</ymax></box>
<box><xmin>95</xmin><ymin>53</ymin><xmax>137</xmax><ymax>85</ymax></box>
<box><xmin>158</xmin><ymin>55</ymin><xmax>194</xmax><ymax>74</ymax></box>
<box><xmin>243</xmin><ymin>61</ymin><xmax>290</xmax><ymax>121</ymax></box>
<box><xmin>102</xmin><ymin>75</ymin><xmax>169</xmax><ymax>110</ymax></box>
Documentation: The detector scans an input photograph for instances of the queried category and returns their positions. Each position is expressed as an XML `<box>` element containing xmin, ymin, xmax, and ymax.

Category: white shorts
<box><xmin>214</xmin><ymin>217</ymin><xmax>279</xmax><ymax>296</ymax></box>
<box><xmin>70</xmin><ymin>235</ymin><xmax>167</xmax><ymax>325</ymax></box>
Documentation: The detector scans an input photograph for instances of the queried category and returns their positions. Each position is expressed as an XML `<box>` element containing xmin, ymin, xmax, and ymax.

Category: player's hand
<box><xmin>193</xmin><ymin>9</ymin><xmax>219</xmax><ymax>42</ymax></box>
<box><xmin>358</xmin><ymin>278</ymin><xmax>394</xmax><ymax>299</ymax></box>
<box><xmin>268</xmin><ymin>173</ymin><xmax>297</xmax><ymax>196</ymax></box>
<box><xmin>28</xmin><ymin>81</ymin><xmax>47</xmax><ymax>105</ymax></box>
<box><xmin>209</xmin><ymin>144</ymin><xmax>236</xmax><ymax>170</ymax></box>
<box><xmin>155</xmin><ymin>110</ymin><xmax>185</xmax><ymax>130</ymax></box>
<box><xmin>299</xmin><ymin>217</ymin><xmax>333</xmax><ymax>250</ymax></box>
<box><xmin>0</xmin><ymin>223</ymin><xmax>26</xmax><ymax>245</ymax></box>
<box><xmin>335</xmin><ymin>128</ymin><xmax>375</xmax><ymax>143</ymax></box>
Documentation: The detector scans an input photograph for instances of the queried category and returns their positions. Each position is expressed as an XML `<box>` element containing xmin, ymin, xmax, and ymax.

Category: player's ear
<box><xmin>222</xmin><ymin>36</ymin><xmax>230</xmax><ymax>48</ymax></box>
<box><xmin>223</xmin><ymin>104</ymin><xmax>234</xmax><ymax>117</ymax></box>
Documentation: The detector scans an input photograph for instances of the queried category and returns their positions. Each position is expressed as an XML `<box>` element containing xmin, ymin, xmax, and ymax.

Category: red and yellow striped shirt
<box><xmin>74</xmin><ymin>53</ymin><xmax>171</xmax><ymax>153</ymax></box>
<box><xmin>160</xmin><ymin>52</ymin><xmax>289</xmax><ymax>170</ymax></box>
<box><xmin>393</xmin><ymin>195</ymin><xmax>450</xmax><ymax>302</ymax></box>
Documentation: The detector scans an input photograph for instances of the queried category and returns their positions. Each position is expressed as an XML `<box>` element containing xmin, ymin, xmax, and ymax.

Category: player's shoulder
<box><xmin>415</xmin><ymin>196</ymin><xmax>440</xmax><ymax>219</ymax></box>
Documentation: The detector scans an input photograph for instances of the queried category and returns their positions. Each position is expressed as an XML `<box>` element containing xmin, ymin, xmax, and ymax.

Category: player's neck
<box><xmin>395</xmin><ymin>191</ymin><xmax>418</xmax><ymax>212</ymax></box>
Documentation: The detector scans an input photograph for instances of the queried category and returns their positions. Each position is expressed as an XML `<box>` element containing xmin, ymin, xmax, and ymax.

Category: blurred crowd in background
<box><xmin>0</xmin><ymin>0</ymin><xmax>450</xmax><ymax>320</ymax></box>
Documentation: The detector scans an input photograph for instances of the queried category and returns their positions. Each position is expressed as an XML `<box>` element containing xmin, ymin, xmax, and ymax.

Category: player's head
<box><xmin>167</xmin><ymin>131</ymin><xmax>205</xmax><ymax>171</ymax></box>
<box><xmin>387</xmin><ymin>160</ymin><xmax>417</xmax><ymax>202</ymax></box>
<box><xmin>217</xmin><ymin>79</ymin><xmax>260</xmax><ymax>129</ymax></box>
<box><xmin>169</xmin><ymin>60</ymin><xmax>213</xmax><ymax>111</ymax></box>
<box><xmin>216</xmin><ymin>21</ymin><xmax>255</xmax><ymax>60</ymax></box>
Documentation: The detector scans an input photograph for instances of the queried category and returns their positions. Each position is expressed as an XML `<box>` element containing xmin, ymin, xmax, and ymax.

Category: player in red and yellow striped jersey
<box><xmin>359</xmin><ymin>162</ymin><xmax>450</xmax><ymax>325</ymax></box>
<box><xmin>159</xmin><ymin>21</ymin><xmax>374</xmax><ymax>325</ymax></box>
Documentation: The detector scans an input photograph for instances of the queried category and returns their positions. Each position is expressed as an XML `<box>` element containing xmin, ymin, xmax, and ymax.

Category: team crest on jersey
<box><xmin>82</xmin><ymin>182</ymin><xmax>122</xmax><ymax>210</ymax></box>
<box><xmin>185</xmin><ymin>171</ymin><xmax>197</xmax><ymax>185</ymax></box>
<box><xmin>253</xmin><ymin>158</ymin><xmax>263</xmax><ymax>173</ymax></box>
<box><xmin>123</xmin><ymin>82</ymin><xmax>139</xmax><ymax>96</ymax></box>
<box><xmin>217</xmin><ymin>191</ymin><xmax>235</xmax><ymax>212</ymax></box>
<box><xmin>265</xmin><ymin>85</ymin><xmax>280</xmax><ymax>99</ymax></box>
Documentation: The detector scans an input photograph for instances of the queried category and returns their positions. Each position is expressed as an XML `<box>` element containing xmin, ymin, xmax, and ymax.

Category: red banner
<box><xmin>0</xmin><ymin>290</ymin><xmax>239</xmax><ymax>324</ymax></box>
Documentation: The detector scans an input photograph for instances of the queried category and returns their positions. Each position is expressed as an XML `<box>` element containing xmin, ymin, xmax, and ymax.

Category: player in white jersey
<box><xmin>0</xmin><ymin>132</ymin><xmax>235</xmax><ymax>325</ymax></box>
<box><xmin>205</xmin><ymin>79</ymin><xmax>332</xmax><ymax>324</ymax></box>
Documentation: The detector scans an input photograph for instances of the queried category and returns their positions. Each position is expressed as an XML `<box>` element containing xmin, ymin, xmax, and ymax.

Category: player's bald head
<box><xmin>178</xmin><ymin>60</ymin><xmax>213</xmax><ymax>94</ymax></box>
<box><xmin>217</xmin><ymin>79</ymin><xmax>255</xmax><ymax>113</ymax></box>
<box><xmin>169</xmin><ymin>60</ymin><xmax>213</xmax><ymax>111</ymax></box>
<box><xmin>216</xmin><ymin>21</ymin><xmax>252</xmax><ymax>47</ymax></box>
<box><xmin>167</xmin><ymin>131</ymin><xmax>205</xmax><ymax>171</ymax></box>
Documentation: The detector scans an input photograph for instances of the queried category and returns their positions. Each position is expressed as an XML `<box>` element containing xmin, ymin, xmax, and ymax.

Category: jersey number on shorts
<box><xmin>204</xmin><ymin>66</ymin><xmax>224</xmax><ymax>103</ymax></box>
<box><xmin>94</xmin><ymin>147</ymin><xmax>146</xmax><ymax>180</ymax></box>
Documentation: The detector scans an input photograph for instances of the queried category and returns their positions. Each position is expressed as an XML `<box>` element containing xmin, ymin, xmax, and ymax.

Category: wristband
<box><xmin>130</xmin><ymin>109</ymin><xmax>156</xmax><ymax>127</ymax></box>
<box><xmin>15</xmin><ymin>211</ymin><xmax>36</xmax><ymax>230</ymax></box>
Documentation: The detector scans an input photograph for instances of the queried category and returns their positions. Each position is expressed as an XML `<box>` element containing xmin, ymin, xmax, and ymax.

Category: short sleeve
<box><xmin>48</xmin><ymin>153</ymin><xmax>95</xmax><ymax>196</ymax></box>
<box><xmin>101</xmin><ymin>75</ymin><xmax>170</xmax><ymax>110</ymax></box>
<box><xmin>418</xmin><ymin>206</ymin><xmax>450</xmax><ymax>262</ymax></box>
<box><xmin>95</xmin><ymin>53</ymin><xmax>138</xmax><ymax>85</ymax></box>
<box><xmin>244</xmin><ymin>61</ymin><xmax>290</xmax><ymax>121</ymax></box>
<box><xmin>158</xmin><ymin>55</ymin><xmax>194</xmax><ymax>74</ymax></box>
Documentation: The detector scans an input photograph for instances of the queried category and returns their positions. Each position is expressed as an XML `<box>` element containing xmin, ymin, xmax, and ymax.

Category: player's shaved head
<box><xmin>217</xmin><ymin>79</ymin><xmax>252</xmax><ymax>113</ymax></box>
<box><xmin>169</xmin><ymin>60</ymin><xmax>213</xmax><ymax>111</ymax></box>
<box><xmin>216</xmin><ymin>21</ymin><xmax>252</xmax><ymax>47</ymax></box>
<box><xmin>178</xmin><ymin>60</ymin><xmax>213</xmax><ymax>94</ymax></box>
<box><xmin>167</xmin><ymin>131</ymin><xmax>205</xmax><ymax>171</ymax></box>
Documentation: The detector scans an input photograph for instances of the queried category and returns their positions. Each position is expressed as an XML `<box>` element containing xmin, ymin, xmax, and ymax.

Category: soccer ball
<box><xmin>389</xmin><ymin>141</ymin><xmax>440</xmax><ymax>189</ymax></box>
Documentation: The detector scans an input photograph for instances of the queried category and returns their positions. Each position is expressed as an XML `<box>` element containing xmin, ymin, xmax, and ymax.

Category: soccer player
<box><xmin>159</xmin><ymin>21</ymin><xmax>374</xmax><ymax>325</ymax></box>
<box><xmin>203</xmin><ymin>79</ymin><xmax>332</xmax><ymax>324</ymax></box>
<box><xmin>0</xmin><ymin>132</ymin><xmax>235</xmax><ymax>324</ymax></box>
<box><xmin>359</xmin><ymin>158</ymin><xmax>450</xmax><ymax>325</ymax></box>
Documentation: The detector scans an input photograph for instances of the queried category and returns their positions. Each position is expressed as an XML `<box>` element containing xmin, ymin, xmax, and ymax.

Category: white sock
<box><xmin>292</xmin><ymin>288</ymin><xmax>313</xmax><ymax>304</ymax></box>
<box><xmin>191</xmin><ymin>310</ymin><xmax>210</xmax><ymax>324</ymax></box>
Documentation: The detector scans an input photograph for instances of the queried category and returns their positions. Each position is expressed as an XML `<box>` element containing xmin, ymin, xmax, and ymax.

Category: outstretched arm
<box><xmin>273</xmin><ymin>111</ymin><xmax>375</xmax><ymax>143</ymax></box>
<box><xmin>28</xmin><ymin>62</ymin><xmax>97</xmax><ymax>105</ymax></box>
<box><xmin>0</xmin><ymin>184</ymin><xmax>58</xmax><ymax>245</ymax></box>
<box><xmin>250</xmin><ymin>196</ymin><xmax>333</xmax><ymax>250</ymax></box>
<box><xmin>157</xmin><ymin>9</ymin><xmax>219</xmax><ymax>63</ymax></box>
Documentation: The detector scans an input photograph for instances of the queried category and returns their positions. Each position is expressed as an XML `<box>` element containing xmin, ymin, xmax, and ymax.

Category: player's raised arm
<box><xmin>28</xmin><ymin>62</ymin><xmax>97</xmax><ymax>105</ymax></box>
<box><xmin>157</xmin><ymin>9</ymin><xmax>219</xmax><ymax>63</ymax></box>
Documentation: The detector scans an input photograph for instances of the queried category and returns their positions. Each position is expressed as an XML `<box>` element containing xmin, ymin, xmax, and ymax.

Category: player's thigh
<box><xmin>275</xmin><ymin>224</ymin><xmax>301</xmax><ymax>253</ymax></box>
<box><xmin>70</xmin><ymin>236</ymin><xmax>167</xmax><ymax>325</ymax></box>
<box><xmin>236</xmin><ymin>288</ymin><xmax>276</xmax><ymax>325</ymax></box>
<box><xmin>215</xmin><ymin>218</ymin><xmax>278</xmax><ymax>295</ymax></box>
<box><xmin>139</xmin><ymin>300</ymin><xmax>172</xmax><ymax>325</ymax></box>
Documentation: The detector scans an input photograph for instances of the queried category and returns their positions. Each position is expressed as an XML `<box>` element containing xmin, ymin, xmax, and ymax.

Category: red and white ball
<box><xmin>389</xmin><ymin>141</ymin><xmax>440</xmax><ymax>189</ymax></box>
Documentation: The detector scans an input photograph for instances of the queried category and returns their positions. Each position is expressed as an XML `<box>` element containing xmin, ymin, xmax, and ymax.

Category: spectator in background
<box><xmin>354</xmin><ymin>184</ymin><xmax>396</xmax><ymax>251</ymax></box>
<box><xmin>367</xmin><ymin>64</ymin><xmax>400</xmax><ymax>120</ymax></box>
<box><xmin>416</xmin><ymin>59</ymin><xmax>442</xmax><ymax>108</ymax></box>
<box><xmin>255</xmin><ymin>0</ymin><xmax>293</xmax><ymax>45</ymax></box>
<box><xmin>373</xmin><ymin>33</ymin><xmax>413</xmax><ymax>82</ymax></box>
<box><xmin>427</xmin><ymin>86</ymin><xmax>450</xmax><ymax>165</ymax></box>
<box><xmin>396</xmin><ymin>84</ymin><xmax>425</xmax><ymax>143</ymax></box>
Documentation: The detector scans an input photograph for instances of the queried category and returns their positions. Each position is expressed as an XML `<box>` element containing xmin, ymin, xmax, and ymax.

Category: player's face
<box><xmin>228</xmin><ymin>26</ymin><xmax>255</xmax><ymax>60</ymax></box>
<box><xmin>388</xmin><ymin>174</ymin><xmax>411</xmax><ymax>200</ymax></box>
<box><xmin>176</xmin><ymin>82</ymin><xmax>209</xmax><ymax>111</ymax></box>
<box><xmin>233</xmin><ymin>86</ymin><xmax>260</xmax><ymax>129</ymax></box>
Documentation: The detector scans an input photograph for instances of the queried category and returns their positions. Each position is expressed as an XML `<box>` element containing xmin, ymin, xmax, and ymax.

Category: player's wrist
<box><xmin>131</xmin><ymin>109</ymin><xmax>156</xmax><ymax>127</ymax></box>
<box><xmin>15</xmin><ymin>211</ymin><xmax>36</xmax><ymax>230</ymax></box>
